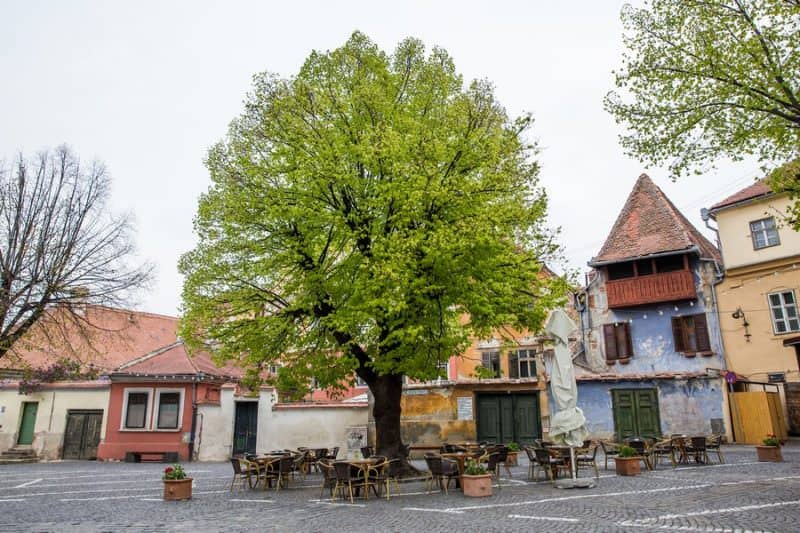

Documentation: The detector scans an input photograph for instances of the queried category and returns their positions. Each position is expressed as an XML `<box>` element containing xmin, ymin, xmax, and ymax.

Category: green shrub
<box><xmin>464</xmin><ymin>459</ymin><xmax>488</xmax><ymax>475</ymax></box>
<box><xmin>762</xmin><ymin>435</ymin><xmax>780</xmax><ymax>447</ymax></box>
<box><xmin>618</xmin><ymin>445</ymin><xmax>637</xmax><ymax>458</ymax></box>
<box><xmin>506</xmin><ymin>442</ymin><xmax>520</xmax><ymax>452</ymax></box>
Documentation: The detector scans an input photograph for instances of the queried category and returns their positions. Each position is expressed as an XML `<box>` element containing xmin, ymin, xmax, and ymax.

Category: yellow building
<box><xmin>708</xmin><ymin>180</ymin><xmax>800</xmax><ymax>437</ymax></box>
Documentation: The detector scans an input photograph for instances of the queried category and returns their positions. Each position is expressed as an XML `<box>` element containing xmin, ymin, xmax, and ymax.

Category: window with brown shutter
<box><xmin>671</xmin><ymin>313</ymin><xmax>712</xmax><ymax>354</ymax></box>
<box><xmin>603</xmin><ymin>323</ymin><xmax>633</xmax><ymax>362</ymax></box>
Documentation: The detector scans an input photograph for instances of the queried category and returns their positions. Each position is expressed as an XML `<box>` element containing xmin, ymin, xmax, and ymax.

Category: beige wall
<box><xmin>0</xmin><ymin>386</ymin><xmax>109</xmax><ymax>460</ymax></box>
<box><xmin>717</xmin><ymin>266</ymin><xmax>800</xmax><ymax>382</ymax></box>
<box><xmin>715</xmin><ymin>194</ymin><xmax>799</xmax><ymax>270</ymax></box>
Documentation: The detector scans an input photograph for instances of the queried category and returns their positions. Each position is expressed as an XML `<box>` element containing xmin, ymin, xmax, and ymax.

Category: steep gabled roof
<box><xmin>590</xmin><ymin>174</ymin><xmax>720</xmax><ymax>265</ymax></box>
<box><xmin>2</xmin><ymin>306</ymin><xmax>180</xmax><ymax>372</ymax></box>
<box><xmin>114</xmin><ymin>340</ymin><xmax>243</xmax><ymax>380</ymax></box>
<box><xmin>709</xmin><ymin>179</ymin><xmax>773</xmax><ymax>212</ymax></box>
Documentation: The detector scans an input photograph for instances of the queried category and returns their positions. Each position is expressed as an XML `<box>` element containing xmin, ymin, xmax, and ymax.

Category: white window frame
<box><xmin>768</xmin><ymin>290</ymin><xmax>800</xmax><ymax>335</ymax></box>
<box><xmin>750</xmin><ymin>217</ymin><xmax>780</xmax><ymax>250</ymax></box>
<box><xmin>153</xmin><ymin>388</ymin><xmax>184</xmax><ymax>432</ymax></box>
<box><xmin>516</xmin><ymin>349</ymin><xmax>537</xmax><ymax>379</ymax></box>
<box><xmin>120</xmin><ymin>387</ymin><xmax>153</xmax><ymax>431</ymax></box>
<box><xmin>436</xmin><ymin>359</ymin><xmax>449</xmax><ymax>381</ymax></box>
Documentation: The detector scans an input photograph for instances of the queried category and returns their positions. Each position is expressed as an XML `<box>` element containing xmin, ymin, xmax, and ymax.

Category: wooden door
<box><xmin>476</xmin><ymin>396</ymin><xmax>501</xmax><ymax>443</ymax></box>
<box><xmin>476</xmin><ymin>393</ymin><xmax>540</xmax><ymax>444</ymax></box>
<box><xmin>232</xmin><ymin>402</ymin><xmax>258</xmax><ymax>455</ymax></box>
<box><xmin>612</xmin><ymin>389</ymin><xmax>661</xmax><ymax>441</ymax></box>
<box><xmin>17</xmin><ymin>402</ymin><xmax>38</xmax><ymax>445</ymax></box>
<box><xmin>63</xmin><ymin>410</ymin><xmax>103</xmax><ymax>460</ymax></box>
<box><xmin>514</xmin><ymin>394</ymin><xmax>540</xmax><ymax>446</ymax></box>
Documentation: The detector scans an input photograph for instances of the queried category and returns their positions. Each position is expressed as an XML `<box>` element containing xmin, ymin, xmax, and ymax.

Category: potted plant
<box><xmin>462</xmin><ymin>459</ymin><xmax>493</xmax><ymax>497</ymax></box>
<box><xmin>756</xmin><ymin>435</ymin><xmax>783</xmax><ymax>462</ymax></box>
<box><xmin>614</xmin><ymin>445</ymin><xmax>641</xmax><ymax>476</ymax></box>
<box><xmin>505</xmin><ymin>442</ymin><xmax>520</xmax><ymax>466</ymax></box>
<box><xmin>163</xmin><ymin>464</ymin><xmax>193</xmax><ymax>501</ymax></box>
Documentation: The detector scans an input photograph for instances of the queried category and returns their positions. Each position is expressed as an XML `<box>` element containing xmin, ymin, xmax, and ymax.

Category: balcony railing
<box><xmin>606</xmin><ymin>270</ymin><xmax>696</xmax><ymax>308</ymax></box>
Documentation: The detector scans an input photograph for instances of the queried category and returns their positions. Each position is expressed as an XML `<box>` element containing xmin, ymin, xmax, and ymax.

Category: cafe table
<box><xmin>346</xmin><ymin>458</ymin><xmax>381</xmax><ymax>500</ymax></box>
<box><xmin>254</xmin><ymin>455</ymin><xmax>284</xmax><ymax>490</ymax></box>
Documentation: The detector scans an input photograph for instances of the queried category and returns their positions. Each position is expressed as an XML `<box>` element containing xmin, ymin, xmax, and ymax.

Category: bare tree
<box><xmin>0</xmin><ymin>145</ymin><xmax>153</xmax><ymax>361</ymax></box>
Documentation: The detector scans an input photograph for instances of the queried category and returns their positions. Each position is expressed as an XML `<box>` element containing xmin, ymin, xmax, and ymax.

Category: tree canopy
<box><xmin>605</xmin><ymin>0</ymin><xmax>800</xmax><ymax>224</ymax></box>
<box><xmin>179</xmin><ymin>32</ymin><xmax>568</xmax><ymax>457</ymax></box>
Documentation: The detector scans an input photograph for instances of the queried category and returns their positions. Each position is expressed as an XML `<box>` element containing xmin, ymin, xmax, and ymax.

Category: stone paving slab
<box><xmin>0</xmin><ymin>444</ymin><xmax>799</xmax><ymax>532</ymax></box>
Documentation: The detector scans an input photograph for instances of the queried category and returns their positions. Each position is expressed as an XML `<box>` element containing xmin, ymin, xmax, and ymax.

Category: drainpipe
<box><xmin>189</xmin><ymin>381</ymin><xmax>198</xmax><ymax>462</ymax></box>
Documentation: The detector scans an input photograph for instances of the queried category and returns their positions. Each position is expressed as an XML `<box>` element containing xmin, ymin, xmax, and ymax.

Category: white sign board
<box><xmin>457</xmin><ymin>397</ymin><xmax>473</xmax><ymax>421</ymax></box>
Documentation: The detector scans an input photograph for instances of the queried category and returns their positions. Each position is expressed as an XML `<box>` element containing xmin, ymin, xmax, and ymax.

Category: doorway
<box><xmin>611</xmin><ymin>388</ymin><xmax>661</xmax><ymax>441</ymax></box>
<box><xmin>232</xmin><ymin>401</ymin><xmax>258</xmax><ymax>456</ymax></box>
<box><xmin>475</xmin><ymin>393</ymin><xmax>540</xmax><ymax>445</ymax></box>
<box><xmin>17</xmin><ymin>402</ymin><xmax>38</xmax><ymax>445</ymax></box>
<box><xmin>63</xmin><ymin>410</ymin><xmax>104</xmax><ymax>460</ymax></box>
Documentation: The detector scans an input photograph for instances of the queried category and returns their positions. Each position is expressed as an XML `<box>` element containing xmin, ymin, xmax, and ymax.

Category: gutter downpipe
<box><xmin>189</xmin><ymin>380</ymin><xmax>198</xmax><ymax>462</ymax></box>
<box><xmin>701</xmin><ymin>208</ymin><xmax>738</xmax><ymax>441</ymax></box>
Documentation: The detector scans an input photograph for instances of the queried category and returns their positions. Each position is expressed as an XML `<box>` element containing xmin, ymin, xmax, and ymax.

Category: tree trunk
<box><xmin>369</xmin><ymin>373</ymin><xmax>420</xmax><ymax>476</ymax></box>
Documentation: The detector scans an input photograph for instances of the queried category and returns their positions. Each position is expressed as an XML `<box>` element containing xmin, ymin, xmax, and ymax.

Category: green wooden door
<box><xmin>17</xmin><ymin>402</ymin><xmax>38</xmax><ymax>445</ymax></box>
<box><xmin>476</xmin><ymin>394</ymin><xmax>540</xmax><ymax>444</ymax></box>
<box><xmin>612</xmin><ymin>389</ymin><xmax>661</xmax><ymax>441</ymax></box>
<box><xmin>476</xmin><ymin>396</ymin><xmax>501</xmax><ymax>443</ymax></box>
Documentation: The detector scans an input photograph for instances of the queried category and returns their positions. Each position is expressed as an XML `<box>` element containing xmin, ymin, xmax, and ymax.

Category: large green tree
<box><xmin>605</xmin><ymin>0</ymin><xmax>800</xmax><ymax>226</ymax></box>
<box><xmin>180</xmin><ymin>33</ymin><xmax>568</xmax><ymax>461</ymax></box>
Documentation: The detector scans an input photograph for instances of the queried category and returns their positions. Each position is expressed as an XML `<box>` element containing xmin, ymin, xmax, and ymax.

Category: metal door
<box><xmin>63</xmin><ymin>410</ymin><xmax>103</xmax><ymax>459</ymax></box>
<box><xmin>17</xmin><ymin>402</ymin><xmax>38</xmax><ymax>445</ymax></box>
<box><xmin>232</xmin><ymin>401</ymin><xmax>258</xmax><ymax>455</ymax></box>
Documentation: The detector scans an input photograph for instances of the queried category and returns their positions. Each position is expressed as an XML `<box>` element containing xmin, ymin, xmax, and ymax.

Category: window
<box><xmin>156</xmin><ymin>391</ymin><xmax>181</xmax><ymax>429</ymax></box>
<box><xmin>481</xmin><ymin>351</ymin><xmax>501</xmax><ymax>378</ymax></box>
<box><xmin>671</xmin><ymin>314</ymin><xmax>711</xmax><ymax>353</ymax></box>
<box><xmin>769</xmin><ymin>291</ymin><xmax>800</xmax><ymax>334</ymax></box>
<box><xmin>508</xmin><ymin>349</ymin><xmax>537</xmax><ymax>379</ymax></box>
<box><xmin>436</xmin><ymin>360</ymin><xmax>449</xmax><ymax>380</ymax></box>
<box><xmin>607</xmin><ymin>262</ymin><xmax>635</xmax><ymax>280</ymax></box>
<box><xmin>603</xmin><ymin>323</ymin><xmax>633</xmax><ymax>362</ymax></box>
<box><xmin>124</xmin><ymin>391</ymin><xmax>149</xmax><ymax>429</ymax></box>
<box><xmin>750</xmin><ymin>217</ymin><xmax>780</xmax><ymax>249</ymax></box>
<box><xmin>654</xmin><ymin>254</ymin><xmax>685</xmax><ymax>272</ymax></box>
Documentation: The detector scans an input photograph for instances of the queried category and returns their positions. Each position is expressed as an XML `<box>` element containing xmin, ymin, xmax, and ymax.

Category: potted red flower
<box><xmin>163</xmin><ymin>464</ymin><xmax>193</xmax><ymax>500</ymax></box>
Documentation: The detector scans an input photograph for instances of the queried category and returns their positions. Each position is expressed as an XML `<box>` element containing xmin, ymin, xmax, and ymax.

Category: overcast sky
<box><xmin>0</xmin><ymin>1</ymin><xmax>761</xmax><ymax>317</ymax></box>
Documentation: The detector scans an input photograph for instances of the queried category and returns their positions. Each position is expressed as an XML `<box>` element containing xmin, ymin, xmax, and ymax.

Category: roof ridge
<box><xmin>117</xmin><ymin>341</ymin><xmax>184</xmax><ymax>370</ymax></box>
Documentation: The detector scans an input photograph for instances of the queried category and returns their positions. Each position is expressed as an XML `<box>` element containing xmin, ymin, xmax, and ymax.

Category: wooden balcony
<box><xmin>606</xmin><ymin>270</ymin><xmax>696</xmax><ymax>308</ymax></box>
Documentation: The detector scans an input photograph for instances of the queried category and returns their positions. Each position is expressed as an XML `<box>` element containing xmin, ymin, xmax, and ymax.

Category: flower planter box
<box><xmin>505</xmin><ymin>451</ymin><xmax>518</xmax><ymax>466</ymax></box>
<box><xmin>615</xmin><ymin>456</ymin><xmax>641</xmax><ymax>476</ymax></box>
<box><xmin>756</xmin><ymin>445</ymin><xmax>783</xmax><ymax>462</ymax></box>
<box><xmin>462</xmin><ymin>474</ymin><xmax>493</xmax><ymax>497</ymax></box>
<box><xmin>163</xmin><ymin>478</ymin><xmax>193</xmax><ymax>501</ymax></box>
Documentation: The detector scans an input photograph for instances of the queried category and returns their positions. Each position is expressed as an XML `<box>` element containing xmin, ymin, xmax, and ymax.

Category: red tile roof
<box><xmin>115</xmin><ymin>341</ymin><xmax>242</xmax><ymax>380</ymax></box>
<box><xmin>590</xmin><ymin>174</ymin><xmax>720</xmax><ymax>265</ymax></box>
<box><xmin>2</xmin><ymin>306</ymin><xmax>180</xmax><ymax>372</ymax></box>
<box><xmin>709</xmin><ymin>179</ymin><xmax>773</xmax><ymax>212</ymax></box>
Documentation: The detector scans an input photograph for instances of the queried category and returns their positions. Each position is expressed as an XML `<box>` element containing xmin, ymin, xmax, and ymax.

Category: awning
<box><xmin>782</xmin><ymin>336</ymin><xmax>800</xmax><ymax>347</ymax></box>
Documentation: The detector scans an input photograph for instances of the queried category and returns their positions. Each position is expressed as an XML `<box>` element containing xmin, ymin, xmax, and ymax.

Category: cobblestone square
<box><xmin>1</xmin><ymin>444</ymin><xmax>799</xmax><ymax>532</ymax></box>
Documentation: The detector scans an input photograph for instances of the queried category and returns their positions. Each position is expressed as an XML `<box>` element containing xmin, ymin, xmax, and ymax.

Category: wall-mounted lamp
<box><xmin>732</xmin><ymin>307</ymin><xmax>751</xmax><ymax>342</ymax></box>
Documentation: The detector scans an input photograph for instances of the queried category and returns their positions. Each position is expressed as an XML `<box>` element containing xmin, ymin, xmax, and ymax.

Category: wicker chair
<box><xmin>650</xmin><ymin>439</ymin><xmax>676</xmax><ymax>469</ymax></box>
<box><xmin>360</xmin><ymin>446</ymin><xmax>375</xmax><ymax>458</ymax></box>
<box><xmin>317</xmin><ymin>459</ymin><xmax>337</xmax><ymax>499</ymax></box>
<box><xmin>576</xmin><ymin>443</ymin><xmax>600</xmax><ymax>479</ymax></box>
<box><xmin>424</xmin><ymin>453</ymin><xmax>460</xmax><ymax>494</ymax></box>
<box><xmin>706</xmin><ymin>434</ymin><xmax>724</xmax><ymax>464</ymax></box>
<box><xmin>327</xmin><ymin>447</ymin><xmax>340</xmax><ymax>460</ymax></box>
<box><xmin>229</xmin><ymin>457</ymin><xmax>259</xmax><ymax>491</ymax></box>
<box><xmin>371</xmin><ymin>458</ymin><xmax>402</xmax><ymax>500</ymax></box>
<box><xmin>332</xmin><ymin>461</ymin><xmax>361</xmax><ymax>503</ymax></box>
<box><xmin>600</xmin><ymin>440</ymin><xmax>620</xmax><ymax>470</ymax></box>
<box><xmin>686</xmin><ymin>436</ymin><xmax>709</xmax><ymax>464</ymax></box>
<box><xmin>274</xmin><ymin>455</ymin><xmax>295</xmax><ymax>491</ymax></box>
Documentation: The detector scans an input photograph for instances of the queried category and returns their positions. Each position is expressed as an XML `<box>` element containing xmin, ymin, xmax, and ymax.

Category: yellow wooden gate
<box><xmin>730</xmin><ymin>391</ymin><xmax>788</xmax><ymax>444</ymax></box>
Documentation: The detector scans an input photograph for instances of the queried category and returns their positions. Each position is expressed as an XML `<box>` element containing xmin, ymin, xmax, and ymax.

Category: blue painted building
<box><xmin>572</xmin><ymin>174</ymin><xmax>729</xmax><ymax>440</ymax></box>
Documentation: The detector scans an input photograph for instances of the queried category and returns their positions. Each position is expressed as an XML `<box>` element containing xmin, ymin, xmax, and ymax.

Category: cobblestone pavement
<box><xmin>1</xmin><ymin>443</ymin><xmax>799</xmax><ymax>532</ymax></box>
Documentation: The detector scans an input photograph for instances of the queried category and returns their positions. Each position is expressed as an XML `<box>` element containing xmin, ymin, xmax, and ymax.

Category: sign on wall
<box><xmin>346</xmin><ymin>426</ymin><xmax>368</xmax><ymax>451</ymax></box>
<box><xmin>457</xmin><ymin>396</ymin><xmax>473</xmax><ymax>421</ymax></box>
